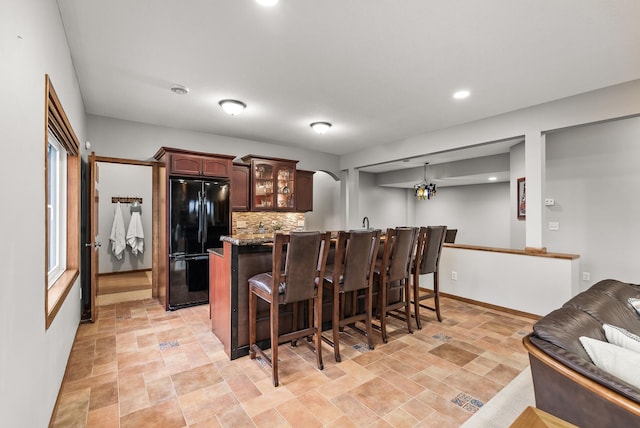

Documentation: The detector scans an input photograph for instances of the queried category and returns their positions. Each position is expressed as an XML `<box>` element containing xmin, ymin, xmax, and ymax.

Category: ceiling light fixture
<box><xmin>256</xmin><ymin>0</ymin><xmax>279</xmax><ymax>6</ymax></box>
<box><xmin>219</xmin><ymin>99</ymin><xmax>246</xmax><ymax>116</ymax></box>
<box><xmin>414</xmin><ymin>163</ymin><xmax>437</xmax><ymax>201</ymax></box>
<box><xmin>170</xmin><ymin>85</ymin><xmax>189</xmax><ymax>95</ymax></box>
<box><xmin>488</xmin><ymin>176</ymin><xmax>497</xmax><ymax>181</ymax></box>
<box><xmin>310</xmin><ymin>121</ymin><xmax>332</xmax><ymax>135</ymax></box>
<box><xmin>453</xmin><ymin>90</ymin><xmax>470</xmax><ymax>99</ymax></box>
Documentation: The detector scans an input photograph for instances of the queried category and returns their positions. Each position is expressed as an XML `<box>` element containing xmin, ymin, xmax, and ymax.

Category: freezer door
<box><xmin>202</xmin><ymin>180</ymin><xmax>230</xmax><ymax>250</ymax></box>
<box><xmin>168</xmin><ymin>254</ymin><xmax>209</xmax><ymax>309</ymax></box>
<box><xmin>170</xmin><ymin>179</ymin><xmax>203</xmax><ymax>255</ymax></box>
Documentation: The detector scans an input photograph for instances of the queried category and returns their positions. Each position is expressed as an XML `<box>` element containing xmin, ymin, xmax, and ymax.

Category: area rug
<box><xmin>459</xmin><ymin>366</ymin><xmax>535</xmax><ymax>428</ymax></box>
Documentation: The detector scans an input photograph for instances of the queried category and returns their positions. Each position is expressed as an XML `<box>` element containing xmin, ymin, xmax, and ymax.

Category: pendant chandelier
<box><xmin>414</xmin><ymin>163</ymin><xmax>437</xmax><ymax>200</ymax></box>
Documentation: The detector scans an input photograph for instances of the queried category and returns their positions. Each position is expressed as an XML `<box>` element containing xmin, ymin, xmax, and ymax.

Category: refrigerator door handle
<box><xmin>202</xmin><ymin>195</ymin><xmax>208</xmax><ymax>245</ymax></box>
<box><xmin>197</xmin><ymin>190</ymin><xmax>203</xmax><ymax>243</ymax></box>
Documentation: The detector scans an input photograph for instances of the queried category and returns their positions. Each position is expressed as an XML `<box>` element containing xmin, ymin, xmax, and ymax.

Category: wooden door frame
<box><xmin>89</xmin><ymin>155</ymin><xmax>158</xmax><ymax>320</ymax></box>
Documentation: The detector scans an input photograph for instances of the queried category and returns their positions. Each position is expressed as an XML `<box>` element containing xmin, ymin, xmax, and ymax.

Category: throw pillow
<box><xmin>604</xmin><ymin>324</ymin><xmax>640</xmax><ymax>353</ymax></box>
<box><xmin>580</xmin><ymin>336</ymin><xmax>640</xmax><ymax>389</ymax></box>
<box><xmin>628</xmin><ymin>297</ymin><xmax>640</xmax><ymax>316</ymax></box>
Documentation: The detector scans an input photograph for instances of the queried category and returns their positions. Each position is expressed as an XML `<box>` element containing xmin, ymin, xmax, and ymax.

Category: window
<box><xmin>45</xmin><ymin>75</ymin><xmax>79</xmax><ymax>329</ymax></box>
<box><xmin>47</xmin><ymin>133</ymin><xmax>67</xmax><ymax>286</ymax></box>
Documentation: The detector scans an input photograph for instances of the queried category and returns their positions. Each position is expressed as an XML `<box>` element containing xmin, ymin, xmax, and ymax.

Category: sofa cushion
<box><xmin>563</xmin><ymin>288</ymin><xmax>640</xmax><ymax>333</ymax></box>
<box><xmin>580</xmin><ymin>336</ymin><xmax>640</xmax><ymax>389</ymax></box>
<box><xmin>604</xmin><ymin>324</ymin><xmax>640</xmax><ymax>353</ymax></box>
<box><xmin>590</xmin><ymin>279</ymin><xmax>640</xmax><ymax>303</ymax></box>
<box><xmin>533</xmin><ymin>306</ymin><xmax>604</xmax><ymax>361</ymax></box>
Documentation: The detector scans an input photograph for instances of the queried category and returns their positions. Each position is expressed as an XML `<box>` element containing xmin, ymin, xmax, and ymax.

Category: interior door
<box><xmin>89</xmin><ymin>153</ymin><xmax>100</xmax><ymax>322</ymax></box>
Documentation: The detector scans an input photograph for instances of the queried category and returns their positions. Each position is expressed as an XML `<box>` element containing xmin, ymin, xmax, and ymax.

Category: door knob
<box><xmin>85</xmin><ymin>242</ymin><xmax>102</xmax><ymax>248</ymax></box>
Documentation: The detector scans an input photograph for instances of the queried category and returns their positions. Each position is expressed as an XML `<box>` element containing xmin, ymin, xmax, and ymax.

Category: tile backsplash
<box><xmin>232</xmin><ymin>212</ymin><xmax>305</xmax><ymax>235</ymax></box>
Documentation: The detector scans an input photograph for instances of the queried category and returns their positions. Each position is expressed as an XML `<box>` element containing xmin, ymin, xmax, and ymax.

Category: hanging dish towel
<box><xmin>110</xmin><ymin>202</ymin><xmax>126</xmax><ymax>260</ymax></box>
<box><xmin>126</xmin><ymin>211</ymin><xmax>144</xmax><ymax>255</ymax></box>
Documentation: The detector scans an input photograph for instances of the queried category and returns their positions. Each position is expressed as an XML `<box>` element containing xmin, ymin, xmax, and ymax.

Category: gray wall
<box><xmin>544</xmin><ymin>116</ymin><xmax>640</xmax><ymax>289</ymax></box>
<box><xmin>98</xmin><ymin>162</ymin><xmax>153</xmax><ymax>273</ymax></box>
<box><xmin>87</xmin><ymin>114</ymin><xmax>341</xmax><ymax>177</ymax></box>
<box><xmin>414</xmin><ymin>182</ymin><xmax>511</xmax><ymax>247</ymax></box>
<box><xmin>305</xmin><ymin>171</ymin><xmax>341</xmax><ymax>232</ymax></box>
<box><xmin>1</xmin><ymin>0</ymin><xmax>85</xmax><ymax>425</ymax></box>
<box><xmin>359</xmin><ymin>171</ymin><xmax>410</xmax><ymax>230</ymax></box>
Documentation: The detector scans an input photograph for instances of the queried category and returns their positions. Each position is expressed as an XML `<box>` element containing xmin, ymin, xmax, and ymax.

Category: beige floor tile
<box><xmin>51</xmin><ymin>296</ymin><xmax>534</xmax><ymax>427</ymax></box>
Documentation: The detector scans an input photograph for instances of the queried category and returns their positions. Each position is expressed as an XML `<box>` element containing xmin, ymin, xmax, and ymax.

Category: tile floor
<box><xmin>51</xmin><ymin>296</ymin><xmax>535</xmax><ymax>427</ymax></box>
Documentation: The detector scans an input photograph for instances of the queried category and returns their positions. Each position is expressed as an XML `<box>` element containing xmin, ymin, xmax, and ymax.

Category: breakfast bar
<box><xmin>209</xmin><ymin>233</ymin><xmax>336</xmax><ymax>360</ymax></box>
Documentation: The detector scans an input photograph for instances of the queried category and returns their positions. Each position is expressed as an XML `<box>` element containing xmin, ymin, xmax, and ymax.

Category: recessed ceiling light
<box><xmin>453</xmin><ymin>90</ymin><xmax>470</xmax><ymax>99</ymax></box>
<box><xmin>170</xmin><ymin>85</ymin><xmax>189</xmax><ymax>95</ymax></box>
<box><xmin>488</xmin><ymin>176</ymin><xmax>497</xmax><ymax>181</ymax></box>
<box><xmin>310</xmin><ymin>122</ymin><xmax>332</xmax><ymax>135</ymax></box>
<box><xmin>256</xmin><ymin>0</ymin><xmax>279</xmax><ymax>6</ymax></box>
<box><xmin>219</xmin><ymin>99</ymin><xmax>247</xmax><ymax>116</ymax></box>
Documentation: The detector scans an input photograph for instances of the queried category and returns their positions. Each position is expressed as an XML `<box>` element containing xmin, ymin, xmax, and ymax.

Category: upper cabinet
<box><xmin>241</xmin><ymin>155</ymin><xmax>298</xmax><ymax>211</ymax></box>
<box><xmin>295</xmin><ymin>170</ymin><xmax>314</xmax><ymax>212</ymax></box>
<box><xmin>154</xmin><ymin>147</ymin><xmax>234</xmax><ymax>178</ymax></box>
<box><xmin>231</xmin><ymin>163</ymin><xmax>250</xmax><ymax>211</ymax></box>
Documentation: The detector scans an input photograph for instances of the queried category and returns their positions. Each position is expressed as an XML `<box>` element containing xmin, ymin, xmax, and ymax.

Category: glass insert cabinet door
<box><xmin>276</xmin><ymin>166</ymin><xmax>295</xmax><ymax>209</ymax></box>
<box><xmin>253</xmin><ymin>161</ymin><xmax>274</xmax><ymax>209</ymax></box>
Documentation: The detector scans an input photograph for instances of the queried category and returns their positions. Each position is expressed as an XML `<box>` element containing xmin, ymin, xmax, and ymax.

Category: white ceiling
<box><xmin>57</xmin><ymin>0</ymin><xmax>640</xmax><ymax>163</ymax></box>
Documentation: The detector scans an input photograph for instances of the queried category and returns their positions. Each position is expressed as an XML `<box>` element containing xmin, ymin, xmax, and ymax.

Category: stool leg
<box><xmin>314</xmin><ymin>294</ymin><xmax>323</xmax><ymax>370</ymax></box>
<box><xmin>249</xmin><ymin>288</ymin><xmax>257</xmax><ymax>359</ymax></box>
<box><xmin>379</xmin><ymin>279</ymin><xmax>388</xmax><ymax>344</ymax></box>
<box><xmin>413</xmin><ymin>273</ymin><xmax>423</xmax><ymax>330</ymax></box>
<box><xmin>434</xmin><ymin>272</ymin><xmax>442</xmax><ymax>322</ymax></box>
<box><xmin>365</xmin><ymin>286</ymin><xmax>375</xmax><ymax>350</ymax></box>
<box><xmin>271</xmin><ymin>300</ymin><xmax>279</xmax><ymax>387</ymax></box>
<box><xmin>403</xmin><ymin>279</ymin><xmax>413</xmax><ymax>334</ymax></box>
<box><xmin>333</xmin><ymin>285</ymin><xmax>341</xmax><ymax>362</ymax></box>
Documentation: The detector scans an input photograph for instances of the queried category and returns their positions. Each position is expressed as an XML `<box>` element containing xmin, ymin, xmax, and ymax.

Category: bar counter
<box><xmin>210</xmin><ymin>233</ymin><xmax>332</xmax><ymax>360</ymax></box>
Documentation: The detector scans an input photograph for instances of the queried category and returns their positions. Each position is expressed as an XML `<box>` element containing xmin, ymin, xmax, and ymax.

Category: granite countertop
<box><xmin>220</xmin><ymin>233</ymin><xmax>278</xmax><ymax>246</ymax></box>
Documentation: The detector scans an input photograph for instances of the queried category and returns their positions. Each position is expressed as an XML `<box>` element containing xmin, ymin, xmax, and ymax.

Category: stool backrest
<box><xmin>274</xmin><ymin>231</ymin><xmax>330</xmax><ymax>304</ymax></box>
<box><xmin>382</xmin><ymin>227</ymin><xmax>418</xmax><ymax>283</ymax></box>
<box><xmin>415</xmin><ymin>226</ymin><xmax>447</xmax><ymax>275</ymax></box>
<box><xmin>337</xmin><ymin>229</ymin><xmax>381</xmax><ymax>293</ymax></box>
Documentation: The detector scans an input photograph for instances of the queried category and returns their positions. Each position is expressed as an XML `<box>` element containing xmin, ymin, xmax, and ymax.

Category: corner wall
<box><xmin>0</xmin><ymin>0</ymin><xmax>86</xmax><ymax>425</ymax></box>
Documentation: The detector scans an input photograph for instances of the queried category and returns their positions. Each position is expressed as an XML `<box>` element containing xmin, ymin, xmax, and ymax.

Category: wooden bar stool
<box><xmin>248</xmin><ymin>231</ymin><xmax>331</xmax><ymax>386</ymax></box>
<box><xmin>374</xmin><ymin>227</ymin><xmax>418</xmax><ymax>343</ymax></box>
<box><xmin>412</xmin><ymin>226</ymin><xmax>447</xmax><ymax>328</ymax></box>
<box><xmin>322</xmin><ymin>229</ymin><xmax>381</xmax><ymax>362</ymax></box>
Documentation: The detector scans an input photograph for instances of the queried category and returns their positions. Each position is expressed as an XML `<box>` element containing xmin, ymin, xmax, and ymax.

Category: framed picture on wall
<box><xmin>517</xmin><ymin>177</ymin><xmax>526</xmax><ymax>220</ymax></box>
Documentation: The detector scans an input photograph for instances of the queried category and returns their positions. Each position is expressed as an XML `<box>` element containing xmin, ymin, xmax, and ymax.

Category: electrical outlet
<box><xmin>583</xmin><ymin>272</ymin><xmax>591</xmax><ymax>281</ymax></box>
<box><xmin>451</xmin><ymin>271</ymin><xmax>457</xmax><ymax>281</ymax></box>
<box><xmin>237</xmin><ymin>221</ymin><xmax>247</xmax><ymax>228</ymax></box>
<box><xmin>544</xmin><ymin>198</ymin><xmax>555</xmax><ymax>206</ymax></box>
<box><xmin>297</xmin><ymin>220</ymin><xmax>305</xmax><ymax>227</ymax></box>
<box><xmin>548</xmin><ymin>222</ymin><xmax>560</xmax><ymax>231</ymax></box>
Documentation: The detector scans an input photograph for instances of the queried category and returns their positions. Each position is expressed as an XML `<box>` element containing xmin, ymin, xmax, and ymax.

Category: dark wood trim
<box><xmin>153</xmin><ymin>146</ymin><xmax>236</xmax><ymax>161</ymax></box>
<box><xmin>439</xmin><ymin>291</ymin><xmax>542</xmax><ymax>320</ymax></box>
<box><xmin>241</xmin><ymin>154</ymin><xmax>299</xmax><ymax>164</ymax></box>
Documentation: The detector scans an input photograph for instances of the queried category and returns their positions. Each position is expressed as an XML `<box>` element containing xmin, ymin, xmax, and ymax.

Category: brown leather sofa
<box><xmin>523</xmin><ymin>279</ymin><xmax>640</xmax><ymax>427</ymax></box>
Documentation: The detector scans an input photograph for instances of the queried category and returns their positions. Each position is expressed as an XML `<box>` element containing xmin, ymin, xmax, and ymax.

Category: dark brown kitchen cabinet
<box><xmin>155</xmin><ymin>147</ymin><xmax>234</xmax><ymax>178</ymax></box>
<box><xmin>241</xmin><ymin>155</ymin><xmax>298</xmax><ymax>211</ymax></box>
<box><xmin>295</xmin><ymin>169</ymin><xmax>314</xmax><ymax>212</ymax></box>
<box><xmin>231</xmin><ymin>163</ymin><xmax>250</xmax><ymax>211</ymax></box>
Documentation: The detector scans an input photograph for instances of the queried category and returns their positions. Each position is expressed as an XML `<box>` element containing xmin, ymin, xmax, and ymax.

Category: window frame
<box><xmin>47</xmin><ymin>132</ymin><xmax>67</xmax><ymax>286</ymax></box>
<box><xmin>45</xmin><ymin>75</ymin><xmax>80</xmax><ymax>329</ymax></box>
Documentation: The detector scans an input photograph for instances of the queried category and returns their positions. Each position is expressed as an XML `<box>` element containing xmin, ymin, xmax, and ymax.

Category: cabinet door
<box><xmin>231</xmin><ymin>164</ymin><xmax>249</xmax><ymax>211</ymax></box>
<box><xmin>202</xmin><ymin>157</ymin><xmax>231</xmax><ymax>178</ymax></box>
<box><xmin>296</xmin><ymin>170</ymin><xmax>314</xmax><ymax>212</ymax></box>
<box><xmin>251</xmin><ymin>160</ymin><xmax>275</xmax><ymax>210</ymax></box>
<box><xmin>276</xmin><ymin>164</ymin><xmax>295</xmax><ymax>210</ymax></box>
<box><xmin>171</xmin><ymin>153</ymin><xmax>202</xmax><ymax>176</ymax></box>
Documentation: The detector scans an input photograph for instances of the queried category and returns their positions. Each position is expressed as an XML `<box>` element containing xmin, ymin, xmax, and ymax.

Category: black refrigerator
<box><xmin>169</xmin><ymin>178</ymin><xmax>230</xmax><ymax>310</ymax></box>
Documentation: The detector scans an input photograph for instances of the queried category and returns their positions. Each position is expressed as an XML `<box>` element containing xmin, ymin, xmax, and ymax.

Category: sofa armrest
<box><xmin>524</xmin><ymin>335</ymin><xmax>640</xmax><ymax>426</ymax></box>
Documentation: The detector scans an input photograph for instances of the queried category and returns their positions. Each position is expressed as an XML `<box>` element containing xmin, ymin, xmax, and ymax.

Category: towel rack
<box><xmin>111</xmin><ymin>196</ymin><xmax>143</xmax><ymax>204</ymax></box>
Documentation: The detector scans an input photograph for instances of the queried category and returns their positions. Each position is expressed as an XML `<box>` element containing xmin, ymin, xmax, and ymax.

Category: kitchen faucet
<box><xmin>362</xmin><ymin>216</ymin><xmax>369</xmax><ymax>229</ymax></box>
